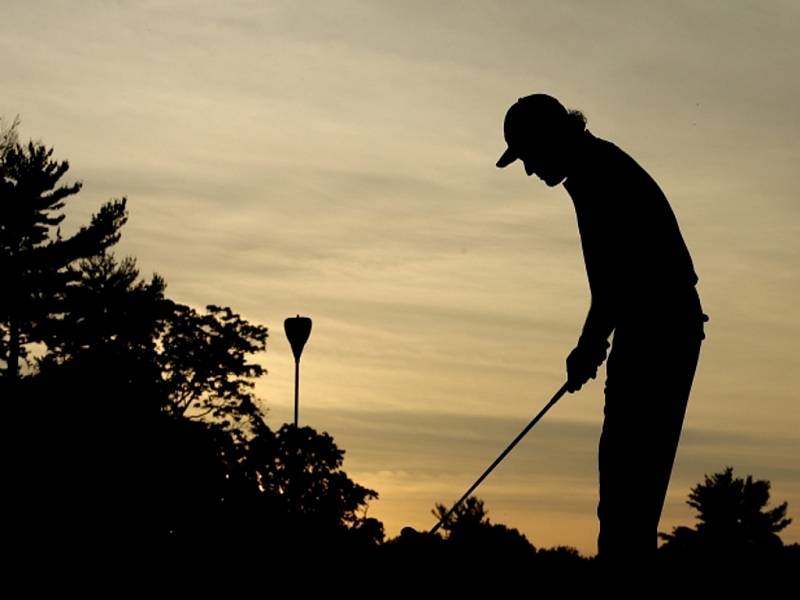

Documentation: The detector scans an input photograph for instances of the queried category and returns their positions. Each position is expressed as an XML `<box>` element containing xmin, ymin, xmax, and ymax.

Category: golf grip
<box><xmin>429</xmin><ymin>381</ymin><xmax>571</xmax><ymax>536</ymax></box>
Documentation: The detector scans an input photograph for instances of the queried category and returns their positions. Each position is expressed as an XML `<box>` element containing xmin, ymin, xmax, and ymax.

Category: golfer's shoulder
<box><xmin>590</xmin><ymin>133</ymin><xmax>640</xmax><ymax>172</ymax></box>
<box><xmin>592</xmin><ymin>135</ymin><xmax>666</xmax><ymax>198</ymax></box>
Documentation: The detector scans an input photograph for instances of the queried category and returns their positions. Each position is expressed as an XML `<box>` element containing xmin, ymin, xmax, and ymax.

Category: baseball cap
<box><xmin>496</xmin><ymin>94</ymin><xmax>569</xmax><ymax>168</ymax></box>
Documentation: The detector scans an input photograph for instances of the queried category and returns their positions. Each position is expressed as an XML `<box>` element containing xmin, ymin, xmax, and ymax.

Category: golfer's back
<box><xmin>564</xmin><ymin>130</ymin><xmax>704</xmax><ymax>327</ymax></box>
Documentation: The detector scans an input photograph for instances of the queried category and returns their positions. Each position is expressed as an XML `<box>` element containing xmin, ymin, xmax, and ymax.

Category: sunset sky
<box><xmin>2</xmin><ymin>1</ymin><xmax>798</xmax><ymax>555</ymax></box>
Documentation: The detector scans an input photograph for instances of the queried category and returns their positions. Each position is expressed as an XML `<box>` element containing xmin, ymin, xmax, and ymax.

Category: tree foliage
<box><xmin>432</xmin><ymin>495</ymin><xmax>537</xmax><ymax>561</ymax></box>
<box><xmin>158</xmin><ymin>300</ymin><xmax>268</xmax><ymax>426</ymax></box>
<box><xmin>659</xmin><ymin>466</ymin><xmax>792</xmax><ymax>558</ymax></box>
<box><xmin>0</xmin><ymin>127</ymin><xmax>127</xmax><ymax>383</ymax></box>
<box><xmin>0</xmin><ymin>115</ymin><xmax>20</xmax><ymax>158</ymax></box>
<box><xmin>37</xmin><ymin>252</ymin><xmax>167</xmax><ymax>366</ymax></box>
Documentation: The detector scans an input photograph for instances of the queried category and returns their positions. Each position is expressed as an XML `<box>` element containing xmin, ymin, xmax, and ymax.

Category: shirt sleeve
<box><xmin>578</xmin><ymin>294</ymin><xmax>615</xmax><ymax>350</ymax></box>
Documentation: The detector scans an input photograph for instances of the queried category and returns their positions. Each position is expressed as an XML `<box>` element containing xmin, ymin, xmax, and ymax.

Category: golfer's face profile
<box><xmin>504</xmin><ymin>127</ymin><xmax>566</xmax><ymax>187</ymax></box>
<box><xmin>519</xmin><ymin>143</ymin><xmax>565</xmax><ymax>187</ymax></box>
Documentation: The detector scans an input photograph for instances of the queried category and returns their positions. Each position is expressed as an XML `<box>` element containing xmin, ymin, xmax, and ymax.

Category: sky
<box><xmin>2</xmin><ymin>0</ymin><xmax>798</xmax><ymax>555</ymax></box>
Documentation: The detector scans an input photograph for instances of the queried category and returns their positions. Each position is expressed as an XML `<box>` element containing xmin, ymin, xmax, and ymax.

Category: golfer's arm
<box><xmin>578</xmin><ymin>242</ymin><xmax>616</xmax><ymax>350</ymax></box>
<box><xmin>574</xmin><ymin>206</ymin><xmax>618</xmax><ymax>351</ymax></box>
<box><xmin>578</xmin><ymin>296</ymin><xmax>615</xmax><ymax>351</ymax></box>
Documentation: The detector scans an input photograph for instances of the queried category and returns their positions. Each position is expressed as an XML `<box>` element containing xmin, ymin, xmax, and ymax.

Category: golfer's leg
<box><xmin>596</xmin><ymin>327</ymin><xmax>654</xmax><ymax>564</ymax></box>
<box><xmin>649</xmin><ymin>333</ymin><xmax>702</xmax><ymax>529</ymax></box>
<box><xmin>597</xmin><ymin>327</ymin><xmax>703</xmax><ymax>568</ymax></box>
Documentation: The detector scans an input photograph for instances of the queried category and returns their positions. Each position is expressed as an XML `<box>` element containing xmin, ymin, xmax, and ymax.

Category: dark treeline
<box><xmin>1</xmin><ymin>120</ymin><xmax>797</xmax><ymax>577</ymax></box>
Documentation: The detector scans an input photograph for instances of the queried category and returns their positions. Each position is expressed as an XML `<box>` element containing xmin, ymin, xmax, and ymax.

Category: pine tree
<box><xmin>0</xmin><ymin>123</ymin><xmax>127</xmax><ymax>385</ymax></box>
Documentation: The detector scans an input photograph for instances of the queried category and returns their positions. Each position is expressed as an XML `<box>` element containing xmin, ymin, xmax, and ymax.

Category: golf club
<box><xmin>428</xmin><ymin>381</ymin><xmax>571</xmax><ymax>535</ymax></box>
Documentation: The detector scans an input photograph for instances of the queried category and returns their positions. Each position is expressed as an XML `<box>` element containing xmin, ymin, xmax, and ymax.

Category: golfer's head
<box><xmin>496</xmin><ymin>94</ymin><xmax>586</xmax><ymax>187</ymax></box>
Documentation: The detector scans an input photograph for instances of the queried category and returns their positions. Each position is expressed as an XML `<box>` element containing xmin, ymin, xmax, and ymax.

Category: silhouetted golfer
<box><xmin>496</xmin><ymin>94</ymin><xmax>709</xmax><ymax>566</ymax></box>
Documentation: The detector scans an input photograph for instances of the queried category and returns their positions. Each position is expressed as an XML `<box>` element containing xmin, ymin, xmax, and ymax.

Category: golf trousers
<box><xmin>596</xmin><ymin>292</ymin><xmax>707</xmax><ymax>566</ymax></box>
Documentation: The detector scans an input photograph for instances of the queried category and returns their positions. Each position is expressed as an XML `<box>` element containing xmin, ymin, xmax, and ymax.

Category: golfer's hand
<box><xmin>565</xmin><ymin>340</ymin><xmax>609</xmax><ymax>393</ymax></box>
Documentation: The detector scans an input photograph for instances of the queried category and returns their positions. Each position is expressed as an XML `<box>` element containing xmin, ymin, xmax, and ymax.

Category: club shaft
<box><xmin>429</xmin><ymin>382</ymin><xmax>570</xmax><ymax>535</ymax></box>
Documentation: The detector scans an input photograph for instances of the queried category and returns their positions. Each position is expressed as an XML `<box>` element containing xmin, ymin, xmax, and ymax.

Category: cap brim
<box><xmin>496</xmin><ymin>147</ymin><xmax>517</xmax><ymax>168</ymax></box>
